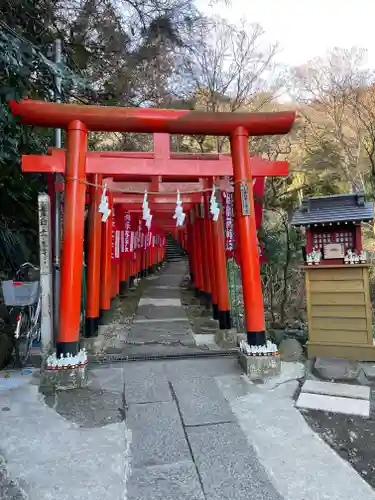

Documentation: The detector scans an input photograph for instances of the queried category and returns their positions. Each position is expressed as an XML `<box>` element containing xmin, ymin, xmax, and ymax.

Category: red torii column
<box><xmin>231</xmin><ymin>128</ymin><xmax>267</xmax><ymax>345</ymax></box>
<box><xmin>57</xmin><ymin>119</ymin><xmax>87</xmax><ymax>357</ymax></box>
<box><xmin>207</xmin><ymin>177</ymin><xmax>233</xmax><ymax>329</ymax></box>
<box><xmin>86</xmin><ymin>173</ymin><xmax>103</xmax><ymax>337</ymax></box>
<box><xmin>11</xmin><ymin>99</ymin><xmax>295</xmax><ymax>356</ymax></box>
<box><xmin>99</xmin><ymin>191</ymin><xmax>113</xmax><ymax>325</ymax></box>
<box><xmin>203</xmin><ymin>178</ymin><xmax>218</xmax><ymax>318</ymax></box>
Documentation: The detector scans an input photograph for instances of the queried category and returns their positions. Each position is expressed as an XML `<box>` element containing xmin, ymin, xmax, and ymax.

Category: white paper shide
<box><xmin>239</xmin><ymin>339</ymin><xmax>278</xmax><ymax>356</ymax></box>
<box><xmin>45</xmin><ymin>348</ymin><xmax>88</xmax><ymax>370</ymax></box>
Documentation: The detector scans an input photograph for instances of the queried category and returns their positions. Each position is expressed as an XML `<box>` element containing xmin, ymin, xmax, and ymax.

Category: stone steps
<box><xmin>165</xmin><ymin>237</ymin><xmax>186</xmax><ymax>262</ymax></box>
<box><xmin>296</xmin><ymin>379</ymin><xmax>371</xmax><ymax>418</ymax></box>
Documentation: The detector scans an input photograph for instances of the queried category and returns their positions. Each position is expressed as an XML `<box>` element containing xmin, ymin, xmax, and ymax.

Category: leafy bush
<box><xmin>0</xmin><ymin>220</ymin><xmax>25</xmax><ymax>277</ymax></box>
<box><xmin>261</xmin><ymin>212</ymin><xmax>305</xmax><ymax>328</ymax></box>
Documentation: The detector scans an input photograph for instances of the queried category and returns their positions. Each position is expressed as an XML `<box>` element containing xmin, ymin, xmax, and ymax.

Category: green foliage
<box><xmin>0</xmin><ymin>25</ymin><xmax>84</xmax><ymax>215</ymax></box>
<box><xmin>261</xmin><ymin>215</ymin><xmax>304</xmax><ymax>327</ymax></box>
<box><xmin>0</xmin><ymin>19</ymin><xmax>84</xmax><ymax>272</ymax></box>
<box><xmin>0</xmin><ymin>220</ymin><xmax>25</xmax><ymax>275</ymax></box>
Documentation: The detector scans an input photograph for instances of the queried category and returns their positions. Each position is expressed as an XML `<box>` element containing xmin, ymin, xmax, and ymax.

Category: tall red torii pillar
<box><xmin>10</xmin><ymin>99</ymin><xmax>295</xmax><ymax>356</ymax></box>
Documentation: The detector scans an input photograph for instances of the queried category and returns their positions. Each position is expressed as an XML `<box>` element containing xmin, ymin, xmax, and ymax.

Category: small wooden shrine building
<box><xmin>292</xmin><ymin>193</ymin><xmax>375</xmax><ymax>361</ymax></box>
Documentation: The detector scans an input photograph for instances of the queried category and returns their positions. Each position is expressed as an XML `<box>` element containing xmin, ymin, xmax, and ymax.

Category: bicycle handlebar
<box><xmin>18</xmin><ymin>262</ymin><xmax>39</xmax><ymax>271</ymax></box>
<box><xmin>14</xmin><ymin>262</ymin><xmax>40</xmax><ymax>282</ymax></box>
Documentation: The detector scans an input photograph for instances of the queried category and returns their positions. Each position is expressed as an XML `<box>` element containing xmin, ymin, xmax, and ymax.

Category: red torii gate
<box><xmin>29</xmin><ymin>133</ymin><xmax>288</xmax><ymax>333</ymax></box>
<box><xmin>10</xmin><ymin>99</ymin><xmax>295</xmax><ymax>358</ymax></box>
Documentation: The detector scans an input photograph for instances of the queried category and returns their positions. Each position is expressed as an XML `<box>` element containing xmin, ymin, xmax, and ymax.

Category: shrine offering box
<box><xmin>292</xmin><ymin>193</ymin><xmax>375</xmax><ymax>361</ymax></box>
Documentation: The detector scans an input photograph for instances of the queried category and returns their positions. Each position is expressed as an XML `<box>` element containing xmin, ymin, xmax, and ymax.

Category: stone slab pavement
<box><xmin>124</xmin><ymin>259</ymin><xmax>215</xmax><ymax>353</ymax></box>
<box><xmin>141</xmin><ymin>288</ymin><xmax>182</xmax><ymax>299</ymax></box>
<box><xmin>1</xmin><ymin>358</ymin><xmax>375</xmax><ymax>500</ymax></box>
<box><xmin>302</xmin><ymin>380</ymin><xmax>371</xmax><ymax>400</ymax></box>
<box><xmin>128</xmin><ymin>320</ymin><xmax>195</xmax><ymax>346</ymax></box>
<box><xmin>94</xmin><ymin>259</ymin><xmax>222</xmax><ymax>357</ymax></box>
<box><xmin>296</xmin><ymin>391</ymin><xmax>370</xmax><ymax>418</ymax></box>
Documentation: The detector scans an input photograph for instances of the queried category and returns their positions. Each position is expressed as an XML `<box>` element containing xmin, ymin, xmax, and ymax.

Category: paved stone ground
<box><xmin>122</xmin><ymin>260</ymin><xmax>222</xmax><ymax>357</ymax></box>
<box><xmin>1</xmin><ymin>359</ymin><xmax>375</xmax><ymax>499</ymax></box>
<box><xmin>84</xmin><ymin>260</ymin><xmax>227</xmax><ymax>359</ymax></box>
<box><xmin>2</xmin><ymin>263</ymin><xmax>375</xmax><ymax>499</ymax></box>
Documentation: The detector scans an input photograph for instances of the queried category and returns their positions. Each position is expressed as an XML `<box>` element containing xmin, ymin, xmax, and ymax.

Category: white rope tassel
<box><xmin>98</xmin><ymin>184</ymin><xmax>111</xmax><ymax>222</ymax></box>
<box><xmin>210</xmin><ymin>186</ymin><xmax>220</xmax><ymax>221</ymax></box>
<box><xmin>142</xmin><ymin>190</ymin><xmax>152</xmax><ymax>230</ymax></box>
<box><xmin>173</xmin><ymin>190</ymin><xmax>186</xmax><ymax>227</ymax></box>
<box><xmin>142</xmin><ymin>190</ymin><xmax>149</xmax><ymax>220</ymax></box>
<box><xmin>145</xmin><ymin>213</ymin><xmax>152</xmax><ymax>230</ymax></box>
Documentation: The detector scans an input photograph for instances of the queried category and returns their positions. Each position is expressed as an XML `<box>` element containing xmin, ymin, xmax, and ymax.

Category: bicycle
<box><xmin>1</xmin><ymin>262</ymin><xmax>41</xmax><ymax>367</ymax></box>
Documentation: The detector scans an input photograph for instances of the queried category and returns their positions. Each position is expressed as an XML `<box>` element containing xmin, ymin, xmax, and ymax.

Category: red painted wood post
<box><xmin>149</xmin><ymin>235</ymin><xmax>154</xmax><ymax>271</ymax></box>
<box><xmin>355</xmin><ymin>224</ymin><xmax>362</xmax><ymax>251</ymax></box>
<box><xmin>121</xmin><ymin>211</ymin><xmax>131</xmax><ymax>293</ymax></box>
<box><xmin>160</xmin><ymin>234</ymin><xmax>164</xmax><ymax>264</ymax></box>
<box><xmin>193</xmin><ymin>205</ymin><xmax>204</xmax><ymax>296</ymax></box>
<box><xmin>161</xmin><ymin>235</ymin><xmax>164</xmax><ymax>263</ymax></box>
<box><xmin>99</xmin><ymin>192</ymin><xmax>112</xmax><ymax>322</ymax></box>
<box><xmin>137</xmin><ymin>230</ymin><xmax>142</xmax><ymax>277</ymax></box>
<box><xmin>120</xmin><ymin>251</ymin><xmax>127</xmax><ymax>288</ymax></box>
<box><xmin>231</xmin><ymin>127</ymin><xmax>265</xmax><ymax>345</ymax></box>
<box><xmin>110</xmin><ymin>205</ymin><xmax>119</xmax><ymax>298</ymax></box>
<box><xmin>199</xmin><ymin>201</ymin><xmax>212</xmax><ymax>306</ymax></box>
<box><xmin>129</xmin><ymin>218</ymin><xmax>136</xmax><ymax>287</ymax></box>
<box><xmin>114</xmin><ymin>222</ymin><xmax>121</xmax><ymax>296</ymax></box>
<box><xmin>152</xmin><ymin>234</ymin><xmax>156</xmax><ymax>270</ymax></box>
<box><xmin>187</xmin><ymin>214</ymin><xmax>196</xmax><ymax>284</ymax></box>
<box><xmin>120</xmin><ymin>213</ymin><xmax>127</xmax><ymax>294</ymax></box>
<box><xmin>204</xmin><ymin>179</ymin><xmax>219</xmax><ymax>320</ymax></box>
<box><xmin>86</xmin><ymin>173</ymin><xmax>102</xmax><ymax>337</ymax></box>
<box><xmin>141</xmin><ymin>231</ymin><xmax>147</xmax><ymax>277</ymax></box>
<box><xmin>115</xmin><ymin>260</ymin><xmax>120</xmax><ymax>295</ymax></box>
<box><xmin>156</xmin><ymin>235</ymin><xmax>159</xmax><ymax>266</ymax></box>
<box><xmin>110</xmin><ymin>264</ymin><xmax>116</xmax><ymax>298</ymax></box>
<box><xmin>130</xmin><ymin>251</ymin><xmax>136</xmax><ymax>287</ymax></box>
<box><xmin>146</xmin><ymin>233</ymin><xmax>150</xmax><ymax>274</ymax></box>
<box><xmin>212</xmin><ymin>201</ymin><xmax>232</xmax><ymax>329</ymax></box>
<box><xmin>57</xmin><ymin>120</ymin><xmax>87</xmax><ymax>357</ymax></box>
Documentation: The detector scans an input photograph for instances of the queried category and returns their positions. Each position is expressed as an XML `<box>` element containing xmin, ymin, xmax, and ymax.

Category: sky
<box><xmin>197</xmin><ymin>0</ymin><xmax>375</xmax><ymax>69</ymax></box>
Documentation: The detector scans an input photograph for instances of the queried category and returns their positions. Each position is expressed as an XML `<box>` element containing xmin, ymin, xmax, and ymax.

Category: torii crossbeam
<box><xmin>25</xmin><ymin>134</ymin><xmax>288</xmax><ymax>178</ymax></box>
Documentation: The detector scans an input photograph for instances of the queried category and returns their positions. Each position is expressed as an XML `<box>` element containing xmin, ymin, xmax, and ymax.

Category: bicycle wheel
<box><xmin>15</xmin><ymin>310</ymin><xmax>33</xmax><ymax>367</ymax></box>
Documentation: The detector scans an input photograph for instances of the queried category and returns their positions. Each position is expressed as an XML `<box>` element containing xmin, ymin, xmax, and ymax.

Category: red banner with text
<box><xmin>222</xmin><ymin>178</ymin><xmax>266</xmax><ymax>264</ymax></box>
<box><xmin>111</xmin><ymin>207</ymin><xmax>120</xmax><ymax>263</ymax></box>
<box><xmin>124</xmin><ymin>212</ymin><xmax>132</xmax><ymax>254</ymax></box>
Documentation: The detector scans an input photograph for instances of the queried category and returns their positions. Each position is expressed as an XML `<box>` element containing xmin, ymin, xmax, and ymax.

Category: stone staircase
<box><xmin>165</xmin><ymin>235</ymin><xmax>187</xmax><ymax>262</ymax></box>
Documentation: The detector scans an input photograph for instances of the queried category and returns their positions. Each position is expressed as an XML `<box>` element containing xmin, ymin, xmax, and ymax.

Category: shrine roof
<box><xmin>291</xmin><ymin>193</ymin><xmax>374</xmax><ymax>226</ymax></box>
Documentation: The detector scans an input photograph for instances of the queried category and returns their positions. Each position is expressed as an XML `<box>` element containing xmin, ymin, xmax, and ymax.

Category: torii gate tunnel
<box><xmin>36</xmin><ymin>134</ymin><xmax>286</xmax><ymax>334</ymax></box>
<box><xmin>10</xmin><ymin>99</ymin><xmax>296</xmax><ymax>357</ymax></box>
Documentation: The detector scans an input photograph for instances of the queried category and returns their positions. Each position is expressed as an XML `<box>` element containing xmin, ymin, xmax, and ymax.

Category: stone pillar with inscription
<box><xmin>38</xmin><ymin>193</ymin><xmax>54</xmax><ymax>356</ymax></box>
